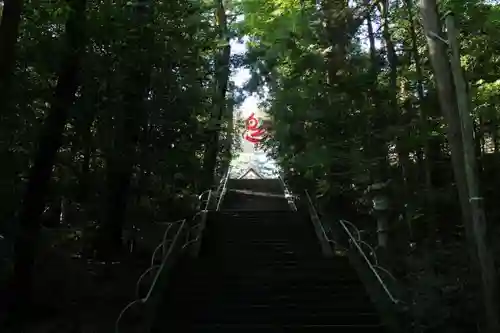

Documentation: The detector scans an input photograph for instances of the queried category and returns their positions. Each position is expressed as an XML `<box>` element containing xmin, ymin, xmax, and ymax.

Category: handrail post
<box><xmin>190</xmin><ymin>190</ymin><xmax>211</xmax><ymax>258</ymax></box>
<box><xmin>304</xmin><ymin>191</ymin><xmax>333</xmax><ymax>258</ymax></box>
<box><xmin>303</xmin><ymin>190</ymin><xmax>399</xmax><ymax>305</ymax></box>
<box><xmin>278</xmin><ymin>174</ymin><xmax>297</xmax><ymax>211</ymax></box>
<box><xmin>216</xmin><ymin>167</ymin><xmax>231</xmax><ymax>211</ymax></box>
<box><xmin>116</xmin><ymin>174</ymin><xmax>230</xmax><ymax>333</ymax></box>
<box><xmin>339</xmin><ymin>219</ymin><xmax>398</xmax><ymax>304</ymax></box>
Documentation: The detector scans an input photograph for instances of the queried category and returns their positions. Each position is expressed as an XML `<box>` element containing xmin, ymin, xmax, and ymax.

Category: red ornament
<box><xmin>243</xmin><ymin>113</ymin><xmax>266</xmax><ymax>143</ymax></box>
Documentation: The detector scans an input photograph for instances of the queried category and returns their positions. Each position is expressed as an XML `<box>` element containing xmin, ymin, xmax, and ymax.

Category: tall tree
<box><xmin>0</xmin><ymin>0</ymin><xmax>24</xmax><ymax>109</ymax></box>
<box><xmin>417</xmin><ymin>0</ymin><xmax>473</xmax><ymax>246</ymax></box>
<box><xmin>98</xmin><ymin>0</ymin><xmax>155</xmax><ymax>256</ymax></box>
<box><xmin>445</xmin><ymin>13</ymin><xmax>499</xmax><ymax>332</ymax></box>
<box><xmin>202</xmin><ymin>0</ymin><xmax>231</xmax><ymax>189</ymax></box>
<box><xmin>404</xmin><ymin>0</ymin><xmax>432</xmax><ymax>191</ymax></box>
<box><xmin>11</xmin><ymin>0</ymin><xmax>88</xmax><ymax>315</ymax></box>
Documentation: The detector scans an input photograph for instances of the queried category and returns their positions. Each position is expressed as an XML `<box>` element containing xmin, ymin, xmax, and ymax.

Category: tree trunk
<box><xmin>492</xmin><ymin>114</ymin><xmax>499</xmax><ymax>153</ymax></box>
<box><xmin>380</xmin><ymin>0</ymin><xmax>411</xmax><ymax>192</ymax></box>
<box><xmin>445</xmin><ymin>14</ymin><xmax>499</xmax><ymax>332</ymax></box>
<box><xmin>223</xmin><ymin>99</ymin><xmax>234</xmax><ymax>174</ymax></box>
<box><xmin>418</xmin><ymin>0</ymin><xmax>474</xmax><ymax>250</ymax></box>
<box><xmin>0</xmin><ymin>0</ymin><xmax>24</xmax><ymax>110</ymax></box>
<box><xmin>404</xmin><ymin>0</ymin><xmax>433</xmax><ymax>192</ymax></box>
<box><xmin>366</xmin><ymin>14</ymin><xmax>389</xmax><ymax>183</ymax></box>
<box><xmin>10</xmin><ymin>0</ymin><xmax>88</xmax><ymax>317</ymax></box>
<box><xmin>75</xmin><ymin>80</ymin><xmax>99</xmax><ymax>204</ymax></box>
<box><xmin>98</xmin><ymin>0</ymin><xmax>154</xmax><ymax>257</ymax></box>
<box><xmin>202</xmin><ymin>0</ymin><xmax>231</xmax><ymax>189</ymax></box>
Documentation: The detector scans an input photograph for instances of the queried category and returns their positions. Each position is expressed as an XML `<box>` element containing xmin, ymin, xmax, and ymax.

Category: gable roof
<box><xmin>237</xmin><ymin>166</ymin><xmax>265</xmax><ymax>179</ymax></box>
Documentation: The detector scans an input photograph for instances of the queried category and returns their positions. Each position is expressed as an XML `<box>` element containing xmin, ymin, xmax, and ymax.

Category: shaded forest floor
<box><xmin>1</xmin><ymin>245</ymin><xmax>150</xmax><ymax>333</ymax></box>
<box><xmin>400</xmin><ymin>207</ymin><xmax>500</xmax><ymax>331</ymax></box>
<box><xmin>324</xmin><ymin>190</ymin><xmax>500</xmax><ymax>332</ymax></box>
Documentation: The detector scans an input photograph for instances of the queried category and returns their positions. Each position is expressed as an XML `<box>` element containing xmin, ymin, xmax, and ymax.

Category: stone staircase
<box><xmin>150</xmin><ymin>180</ymin><xmax>387</xmax><ymax>332</ymax></box>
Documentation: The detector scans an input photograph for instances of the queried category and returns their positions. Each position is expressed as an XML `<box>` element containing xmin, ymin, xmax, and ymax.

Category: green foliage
<box><xmin>2</xmin><ymin>0</ymin><xmax>500</xmax><ymax>329</ymax></box>
<box><xmin>0</xmin><ymin>0</ymin><xmax>237</xmax><ymax>251</ymax></box>
<box><xmin>236</xmin><ymin>0</ymin><xmax>500</xmax><ymax>329</ymax></box>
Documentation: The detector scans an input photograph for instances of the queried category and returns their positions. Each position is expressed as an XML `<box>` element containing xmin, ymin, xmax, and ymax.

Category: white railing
<box><xmin>278</xmin><ymin>175</ymin><xmax>297</xmax><ymax>211</ymax></box>
<box><xmin>115</xmin><ymin>189</ymin><xmax>213</xmax><ymax>333</ymax></box>
<box><xmin>115</xmin><ymin>218</ymin><xmax>187</xmax><ymax>333</ymax></box>
<box><xmin>305</xmin><ymin>191</ymin><xmax>334</xmax><ymax>257</ymax></box>
<box><xmin>305</xmin><ymin>191</ymin><xmax>331</xmax><ymax>244</ymax></box>
<box><xmin>216</xmin><ymin>168</ymin><xmax>231</xmax><ymax>211</ymax></box>
<box><xmin>303</xmin><ymin>190</ymin><xmax>399</xmax><ymax>305</ymax></box>
<box><xmin>185</xmin><ymin>190</ymin><xmax>212</xmax><ymax>254</ymax></box>
<box><xmin>338</xmin><ymin>219</ymin><xmax>399</xmax><ymax>304</ymax></box>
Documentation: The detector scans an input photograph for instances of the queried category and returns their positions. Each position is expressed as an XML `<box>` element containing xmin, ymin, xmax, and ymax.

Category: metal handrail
<box><xmin>137</xmin><ymin>220</ymin><xmax>187</xmax><ymax>300</ymax></box>
<box><xmin>187</xmin><ymin>191</ymin><xmax>211</xmax><ymax>258</ymax></box>
<box><xmin>216</xmin><ymin>168</ymin><xmax>231</xmax><ymax>211</ymax></box>
<box><xmin>373</xmin><ymin>264</ymin><xmax>397</xmax><ymax>282</ymax></box>
<box><xmin>341</xmin><ymin>219</ymin><xmax>362</xmax><ymax>242</ymax></box>
<box><xmin>303</xmin><ymin>190</ymin><xmax>399</xmax><ymax>305</ymax></box>
<box><xmin>116</xmin><ymin>189</ymin><xmax>213</xmax><ymax>333</ymax></box>
<box><xmin>278</xmin><ymin>174</ymin><xmax>297</xmax><ymax>211</ymax></box>
<box><xmin>135</xmin><ymin>264</ymin><xmax>159</xmax><ymax>299</ymax></box>
<box><xmin>198</xmin><ymin>190</ymin><xmax>212</xmax><ymax>210</ymax></box>
<box><xmin>115</xmin><ymin>218</ymin><xmax>187</xmax><ymax>333</ymax></box>
<box><xmin>305</xmin><ymin>191</ymin><xmax>330</xmax><ymax>243</ymax></box>
<box><xmin>216</xmin><ymin>168</ymin><xmax>229</xmax><ymax>192</ymax></box>
<box><xmin>134</xmin><ymin>218</ymin><xmax>185</xmax><ymax>299</ymax></box>
<box><xmin>143</xmin><ymin>220</ymin><xmax>186</xmax><ymax>303</ymax></box>
<box><xmin>358</xmin><ymin>239</ymin><xmax>377</xmax><ymax>265</ymax></box>
<box><xmin>182</xmin><ymin>191</ymin><xmax>211</xmax><ymax>256</ymax></box>
<box><xmin>339</xmin><ymin>219</ymin><xmax>399</xmax><ymax>304</ymax></box>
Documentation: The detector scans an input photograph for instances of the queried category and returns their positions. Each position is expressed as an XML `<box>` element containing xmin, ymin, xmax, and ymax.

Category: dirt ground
<box><xmin>2</xmin><ymin>248</ymin><xmax>151</xmax><ymax>333</ymax></box>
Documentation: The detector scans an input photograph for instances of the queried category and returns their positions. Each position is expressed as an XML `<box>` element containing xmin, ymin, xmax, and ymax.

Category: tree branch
<box><xmin>349</xmin><ymin>0</ymin><xmax>385</xmax><ymax>36</ymax></box>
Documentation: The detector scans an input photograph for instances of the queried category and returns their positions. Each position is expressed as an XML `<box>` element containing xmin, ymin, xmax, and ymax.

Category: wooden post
<box><xmin>445</xmin><ymin>14</ymin><xmax>500</xmax><ymax>332</ymax></box>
